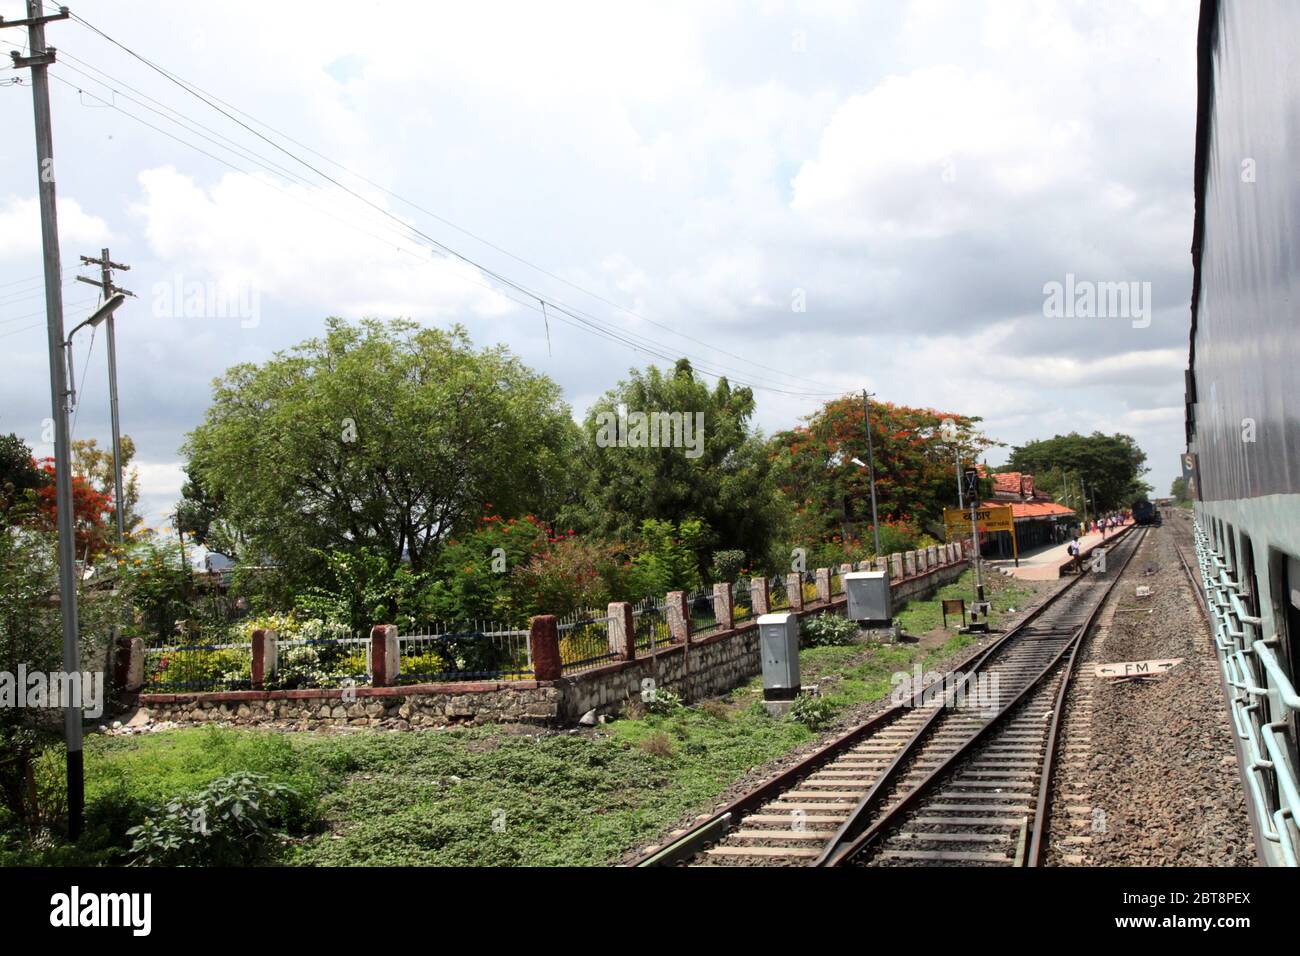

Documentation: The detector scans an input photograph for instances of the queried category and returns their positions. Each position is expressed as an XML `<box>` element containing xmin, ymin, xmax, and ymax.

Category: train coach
<box><xmin>1183</xmin><ymin>0</ymin><xmax>1300</xmax><ymax>866</ymax></box>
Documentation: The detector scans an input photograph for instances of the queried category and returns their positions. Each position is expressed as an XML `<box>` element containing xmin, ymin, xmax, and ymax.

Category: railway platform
<box><xmin>988</xmin><ymin>520</ymin><xmax>1135</xmax><ymax>580</ymax></box>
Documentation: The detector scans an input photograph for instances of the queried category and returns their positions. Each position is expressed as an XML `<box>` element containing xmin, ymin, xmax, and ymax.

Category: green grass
<box><xmin>894</xmin><ymin>569</ymin><xmax>1034</xmax><ymax>636</ymax></box>
<box><xmin>5</xmin><ymin>577</ymin><xmax>1030</xmax><ymax>867</ymax></box>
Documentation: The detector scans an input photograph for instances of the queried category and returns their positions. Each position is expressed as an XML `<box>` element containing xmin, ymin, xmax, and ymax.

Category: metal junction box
<box><xmin>758</xmin><ymin>612</ymin><xmax>800</xmax><ymax>700</ymax></box>
<box><xmin>845</xmin><ymin>570</ymin><xmax>892</xmax><ymax>623</ymax></box>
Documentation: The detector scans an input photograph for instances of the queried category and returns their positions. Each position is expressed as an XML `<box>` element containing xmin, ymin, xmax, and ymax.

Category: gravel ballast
<box><xmin>1047</xmin><ymin>519</ymin><xmax>1255</xmax><ymax>866</ymax></box>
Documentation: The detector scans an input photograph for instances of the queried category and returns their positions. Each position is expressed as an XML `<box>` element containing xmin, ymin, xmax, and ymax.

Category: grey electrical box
<box><xmin>845</xmin><ymin>570</ymin><xmax>892</xmax><ymax>622</ymax></box>
<box><xmin>758</xmin><ymin>612</ymin><xmax>800</xmax><ymax>700</ymax></box>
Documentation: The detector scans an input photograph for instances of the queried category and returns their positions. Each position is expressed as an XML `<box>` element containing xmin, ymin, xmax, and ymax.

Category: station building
<box><xmin>976</xmin><ymin>470</ymin><xmax>1077</xmax><ymax>558</ymax></box>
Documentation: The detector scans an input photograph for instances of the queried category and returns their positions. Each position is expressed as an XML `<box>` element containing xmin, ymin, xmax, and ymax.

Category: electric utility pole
<box><xmin>963</xmin><ymin>466</ymin><xmax>988</xmax><ymax>631</ymax></box>
<box><xmin>2</xmin><ymin>2</ymin><xmax>83</xmax><ymax>838</ymax></box>
<box><xmin>954</xmin><ymin>441</ymin><xmax>964</xmax><ymax>509</ymax></box>
<box><xmin>862</xmin><ymin>390</ymin><xmax>882</xmax><ymax>557</ymax></box>
<box><xmin>76</xmin><ymin>249</ymin><xmax>134</xmax><ymax>545</ymax></box>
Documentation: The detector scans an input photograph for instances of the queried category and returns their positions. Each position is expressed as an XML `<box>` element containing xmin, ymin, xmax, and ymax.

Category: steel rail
<box><xmin>639</xmin><ymin>528</ymin><xmax>1133</xmax><ymax>867</ymax></box>
<box><xmin>818</xmin><ymin>526</ymin><xmax>1145</xmax><ymax>867</ymax></box>
<box><xmin>1026</xmin><ymin>527</ymin><xmax>1147</xmax><ymax>864</ymax></box>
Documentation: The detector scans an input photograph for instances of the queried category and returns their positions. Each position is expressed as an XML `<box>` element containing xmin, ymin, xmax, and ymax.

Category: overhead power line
<box><xmin>48</xmin><ymin>68</ymin><xmax>845</xmax><ymax>398</ymax></box>
<box><xmin>52</xmin><ymin>11</ymin><xmax>851</xmax><ymax>399</ymax></box>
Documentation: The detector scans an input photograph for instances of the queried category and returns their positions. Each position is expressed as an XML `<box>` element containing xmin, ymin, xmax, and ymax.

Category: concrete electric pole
<box><xmin>2</xmin><ymin>2</ymin><xmax>84</xmax><ymax>838</ymax></box>
<box><xmin>75</xmin><ymin>249</ymin><xmax>134</xmax><ymax>545</ymax></box>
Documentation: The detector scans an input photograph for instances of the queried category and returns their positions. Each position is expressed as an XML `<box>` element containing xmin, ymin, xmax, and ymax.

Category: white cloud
<box><xmin>0</xmin><ymin>195</ymin><xmax>114</xmax><ymax>259</ymax></box>
<box><xmin>129</xmin><ymin>166</ymin><xmax>515</xmax><ymax>321</ymax></box>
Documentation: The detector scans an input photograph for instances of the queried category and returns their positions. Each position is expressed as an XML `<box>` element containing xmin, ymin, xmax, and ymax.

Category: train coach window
<box><xmin>1272</xmin><ymin>554</ymin><xmax>1300</xmax><ymax>772</ymax></box>
<box><xmin>1239</xmin><ymin>533</ymin><xmax>1259</xmax><ymax>616</ymax></box>
<box><xmin>1226</xmin><ymin>526</ymin><xmax>1238</xmax><ymax>578</ymax></box>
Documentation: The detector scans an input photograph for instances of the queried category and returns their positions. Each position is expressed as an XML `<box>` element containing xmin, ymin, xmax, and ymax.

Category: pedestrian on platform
<box><xmin>1067</xmin><ymin>536</ymin><xmax>1083</xmax><ymax>575</ymax></box>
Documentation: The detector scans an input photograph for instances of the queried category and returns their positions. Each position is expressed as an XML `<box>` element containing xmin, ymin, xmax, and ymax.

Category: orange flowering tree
<box><xmin>770</xmin><ymin>398</ymin><xmax>996</xmax><ymax>557</ymax></box>
<box><xmin>32</xmin><ymin>457</ymin><xmax>115</xmax><ymax>561</ymax></box>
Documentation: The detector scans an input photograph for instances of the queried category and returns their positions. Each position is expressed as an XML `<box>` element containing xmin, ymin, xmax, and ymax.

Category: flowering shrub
<box><xmin>642</xmin><ymin>687</ymin><xmax>682</xmax><ymax>715</ymax></box>
<box><xmin>419</xmin><ymin>514</ymin><xmax>549</xmax><ymax>622</ymax></box>
<box><xmin>146</xmin><ymin>647</ymin><xmax>250</xmax><ymax>690</ymax></box>
<box><xmin>514</xmin><ymin>535</ymin><xmax>631</xmax><ymax>619</ymax></box>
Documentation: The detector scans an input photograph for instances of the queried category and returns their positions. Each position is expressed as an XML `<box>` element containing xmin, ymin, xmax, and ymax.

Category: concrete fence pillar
<box><xmin>750</xmin><ymin>576</ymin><xmax>770</xmax><ymax>616</ymax></box>
<box><xmin>713</xmin><ymin>582</ymin><xmax>734</xmax><ymax>631</ymax></box>
<box><xmin>928</xmin><ymin>545</ymin><xmax>939</xmax><ymax>567</ymax></box>
<box><xmin>369</xmin><ymin>623</ymin><xmax>400</xmax><ymax>687</ymax></box>
<box><xmin>666</xmin><ymin>591</ymin><xmax>691</xmax><ymax>643</ymax></box>
<box><xmin>251</xmin><ymin>628</ymin><xmax>279</xmax><ymax>690</ymax></box>
<box><xmin>904</xmin><ymin>551</ymin><xmax>917</xmax><ymax>577</ymax></box>
<box><xmin>529</xmin><ymin>615</ymin><xmax>561</xmax><ymax>681</ymax></box>
<box><xmin>785</xmin><ymin>572</ymin><xmax>804</xmax><ymax>612</ymax></box>
<box><xmin>890</xmin><ymin>553</ymin><xmax>903</xmax><ymax>581</ymax></box>
<box><xmin>117</xmin><ymin>636</ymin><xmax>144</xmax><ymax>692</ymax></box>
<box><xmin>607</xmin><ymin>602</ymin><xmax>635</xmax><ymax>661</ymax></box>
<box><xmin>815</xmin><ymin>568</ymin><xmax>831</xmax><ymax>604</ymax></box>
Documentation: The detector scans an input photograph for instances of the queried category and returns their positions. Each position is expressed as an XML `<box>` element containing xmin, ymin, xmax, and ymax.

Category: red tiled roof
<box><xmin>980</xmin><ymin>500</ymin><xmax>1076</xmax><ymax>519</ymax></box>
<box><xmin>992</xmin><ymin>472</ymin><xmax>1023</xmax><ymax>496</ymax></box>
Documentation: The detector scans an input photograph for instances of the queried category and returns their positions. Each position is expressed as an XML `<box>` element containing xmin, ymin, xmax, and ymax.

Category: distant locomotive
<box><xmin>1184</xmin><ymin>0</ymin><xmax>1300</xmax><ymax>866</ymax></box>
<box><xmin>1131</xmin><ymin>499</ymin><xmax>1159</xmax><ymax>527</ymax></box>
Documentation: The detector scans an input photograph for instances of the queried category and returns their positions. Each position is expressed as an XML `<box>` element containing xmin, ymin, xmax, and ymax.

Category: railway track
<box><xmin>1164</xmin><ymin>509</ymin><xmax>1209</xmax><ymax>620</ymax></box>
<box><xmin>638</xmin><ymin>526</ymin><xmax>1145</xmax><ymax>867</ymax></box>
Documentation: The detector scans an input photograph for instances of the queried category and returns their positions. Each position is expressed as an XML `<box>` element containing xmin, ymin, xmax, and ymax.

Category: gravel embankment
<box><xmin>1047</xmin><ymin>520</ymin><xmax>1255</xmax><ymax>866</ymax></box>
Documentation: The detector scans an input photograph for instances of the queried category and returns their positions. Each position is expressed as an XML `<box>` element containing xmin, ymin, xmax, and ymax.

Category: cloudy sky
<box><xmin>0</xmin><ymin>0</ymin><xmax>1198</xmax><ymax>532</ymax></box>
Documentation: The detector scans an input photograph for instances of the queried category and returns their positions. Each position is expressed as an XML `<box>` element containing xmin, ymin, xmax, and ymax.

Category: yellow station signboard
<box><xmin>944</xmin><ymin>505</ymin><xmax>1015</xmax><ymax>536</ymax></box>
<box><xmin>945</xmin><ymin>505</ymin><xmax>1019</xmax><ymax>564</ymax></box>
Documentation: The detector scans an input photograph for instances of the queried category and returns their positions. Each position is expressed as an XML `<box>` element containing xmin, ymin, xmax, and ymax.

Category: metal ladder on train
<box><xmin>1194</xmin><ymin>520</ymin><xmax>1300</xmax><ymax>866</ymax></box>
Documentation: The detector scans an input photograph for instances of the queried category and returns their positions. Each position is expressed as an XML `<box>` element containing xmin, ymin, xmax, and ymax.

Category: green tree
<box><xmin>175</xmin><ymin>463</ymin><xmax>242</xmax><ymax>559</ymax></box>
<box><xmin>1170</xmin><ymin>476</ymin><xmax>1189</xmax><ymax>502</ymax></box>
<box><xmin>563</xmin><ymin>359</ymin><xmax>780</xmax><ymax>573</ymax></box>
<box><xmin>627</xmin><ymin>518</ymin><xmax>706</xmax><ymax>596</ymax></box>
<box><xmin>71</xmin><ymin>437</ymin><xmax>142</xmax><ymax>535</ymax></box>
<box><xmin>183</xmin><ymin>318</ymin><xmax>580</xmax><ymax>580</ymax></box>
<box><xmin>0</xmin><ymin>434</ymin><xmax>44</xmax><ymax>505</ymax></box>
<box><xmin>1007</xmin><ymin>432</ymin><xmax>1150</xmax><ymax>512</ymax></box>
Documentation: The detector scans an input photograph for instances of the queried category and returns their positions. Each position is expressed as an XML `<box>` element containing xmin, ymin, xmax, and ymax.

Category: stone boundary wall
<box><xmin>136</xmin><ymin>549</ymin><xmax>971</xmax><ymax>729</ymax></box>
<box><xmin>140</xmin><ymin>681</ymin><xmax>562</xmax><ymax>729</ymax></box>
